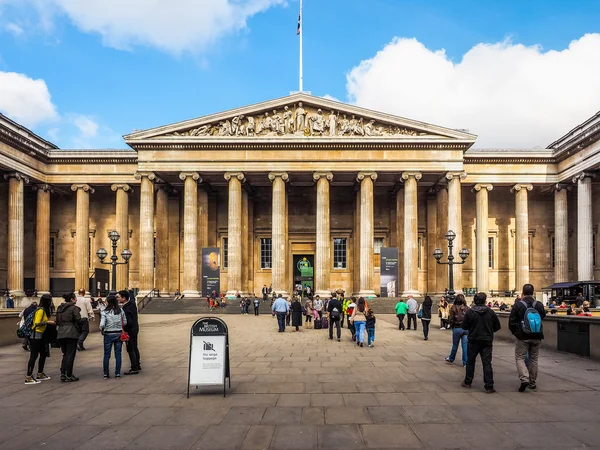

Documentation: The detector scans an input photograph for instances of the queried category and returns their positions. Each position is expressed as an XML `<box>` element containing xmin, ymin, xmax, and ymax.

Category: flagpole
<box><xmin>299</xmin><ymin>0</ymin><xmax>303</xmax><ymax>92</ymax></box>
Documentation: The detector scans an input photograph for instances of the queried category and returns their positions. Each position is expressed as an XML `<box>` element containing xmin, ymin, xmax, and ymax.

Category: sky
<box><xmin>1</xmin><ymin>0</ymin><xmax>600</xmax><ymax>149</ymax></box>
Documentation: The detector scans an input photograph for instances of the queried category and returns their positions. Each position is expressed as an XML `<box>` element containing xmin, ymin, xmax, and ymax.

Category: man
<box><xmin>509</xmin><ymin>283</ymin><xmax>546</xmax><ymax>392</ymax></box>
<box><xmin>327</xmin><ymin>295</ymin><xmax>343</xmax><ymax>341</ymax></box>
<box><xmin>271</xmin><ymin>294</ymin><xmax>289</xmax><ymax>332</ymax></box>
<box><xmin>341</xmin><ymin>297</ymin><xmax>350</xmax><ymax>328</ymax></box>
<box><xmin>461</xmin><ymin>292</ymin><xmax>501</xmax><ymax>393</ymax></box>
<box><xmin>118</xmin><ymin>290</ymin><xmax>141</xmax><ymax>375</ymax></box>
<box><xmin>575</xmin><ymin>292</ymin><xmax>584</xmax><ymax>308</ymax></box>
<box><xmin>313</xmin><ymin>296</ymin><xmax>324</xmax><ymax>319</ymax></box>
<box><xmin>262</xmin><ymin>285</ymin><xmax>269</xmax><ymax>302</ymax></box>
<box><xmin>75</xmin><ymin>288</ymin><xmax>95</xmax><ymax>351</ymax></box>
<box><xmin>394</xmin><ymin>298</ymin><xmax>408</xmax><ymax>330</ymax></box>
<box><xmin>406</xmin><ymin>295</ymin><xmax>418</xmax><ymax>330</ymax></box>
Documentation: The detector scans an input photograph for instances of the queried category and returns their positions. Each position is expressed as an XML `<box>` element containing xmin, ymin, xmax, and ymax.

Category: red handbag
<box><xmin>120</xmin><ymin>313</ymin><xmax>130</xmax><ymax>342</ymax></box>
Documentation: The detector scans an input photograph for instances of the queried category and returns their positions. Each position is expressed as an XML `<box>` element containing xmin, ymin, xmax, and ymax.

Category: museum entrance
<box><xmin>293</xmin><ymin>254</ymin><xmax>314</xmax><ymax>298</ymax></box>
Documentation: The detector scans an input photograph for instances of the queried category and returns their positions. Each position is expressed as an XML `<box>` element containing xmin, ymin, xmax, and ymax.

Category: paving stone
<box><xmin>277</xmin><ymin>393</ymin><xmax>311</xmax><ymax>407</ymax></box>
<box><xmin>402</xmin><ymin>406</ymin><xmax>461</xmax><ymax>424</ymax></box>
<box><xmin>410</xmin><ymin>423</ymin><xmax>470</xmax><ymax>448</ymax></box>
<box><xmin>361</xmin><ymin>424</ymin><xmax>423</xmax><ymax>448</ymax></box>
<box><xmin>77</xmin><ymin>425</ymin><xmax>152</xmax><ymax>450</ymax></box>
<box><xmin>124</xmin><ymin>407</ymin><xmax>178</xmax><ymax>426</ymax></box>
<box><xmin>241</xmin><ymin>425</ymin><xmax>274</xmax><ymax>449</ymax></box>
<box><xmin>311</xmin><ymin>393</ymin><xmax>345</xmax><ymax>407</ymax></box>
<box><xmin>222</xmin><ymin>406</ymin><xmax>267</xmax><ymax>425</ymax></box>
<box><xmin>493</xmin><ymin>422</ymin><xmax>585</xmax><ymax>447</ymax></box>
<box><xmin>455</xmin><ymin>422</ymin><xmax>518</xmax><ymax>448</ymax></box>
<box><xmin>302</xmin><ymin>407</ymin><xmax>325</xmax><ymax>425</ymax></box>
<box><xmin>343</xmin><ymin>393</ymin><xmax>380</xmax><ymax>407</ymax></box>
<box><xmin>325</xmin><ymin>407</ymin><xmax>373</xmax><ymax>425</ymax></box>
<box><xmin>165</xmin><ymin>407</ymin><xmax>229</xmax><ymax>426</ymax></box>
<box><xmin>130</xmin><ymin>425</ymin><xmax>206</xmax><ymax>450</ymax></box>
<box><xmin>367</xmin><ymin>406</ymin><xmax>412</xmax><ymax>424</ymax></box>
<box><xmin>28</xmin><ymin>425</ymin><xmax>106</xmax><ymax>450</ymax></box>
<box><xmin>317</xmin><ymin>424</ymin><xmax>365</xmax><ymax>449</ymax></box>
<box><xmin>271</xmin><ymin>425</ymin><xmax>318</xmax><ymax>449</ymax></box>
<box><xmin>261</xmin><ymin>406</ymin><xmax>302</xmax><ymax>424</ymax></box>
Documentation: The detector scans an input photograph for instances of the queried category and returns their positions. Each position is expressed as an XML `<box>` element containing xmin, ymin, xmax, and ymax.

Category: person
<box><xmin>366</xmin><ymin>309</ymin><xmax>376</xmax><ymax>348</ymax></box>
<box><xmin>75</xmin><ymin>288</ymin><xmax>94</xmax><ymax>351</ymax></box>
<box><xmin>304</xmin><ymin>298</ymin><xmax>313</xmax><ymax>329</ymax></box>
<box><xmin>253</xmin><ymin>297</ymin><xmax>260</xmax><ymax>316</ymax></box>
<box><xmin>56</xmin><ymin>292</ymin><xmax>82</xmax><ymax>382</ymax></box>
<box><xmin>174</xmin><ymin>289</ymin><xmax>182</xmax><ymax>301</ymax></box>
<box><xmin>575</xmin><ymin>292</ymin><xmax>584</xmax><ymax>308</ymax></box>
<box><xmin>558</xmin><ymin>301</ymin><xmax>567</xmax><ymax>309</ymax></box>
<box><xmin>239</xmin><ymin>298</ymin><xmax>246</xmax><ymax>315</ymax></box>
<box><xmin>499</xmin><ymin>302</ymin><xmax>508</xmax><ymax>312</ymax></box>
<box><xmin>100</xmin><ymin>295</ymin><xmax>127</xmax><ymax>379</ymax></box>
<box><xmin>461</xmin><ymin>292</ymin><xmax>501</xmax><ymax>393</ymax></box>
<box><xmin>445</xmin><ymin>294</ymin><xmax>469</xmax><ymax>367</ymax></box>
<box><xmin>341</xmin><ymin>297</ymin><xmax>350</xmax><ymax>328</ymax></box>
<box><xmin>327</xmin><ymin>295</ymin><xmax>343</xmax><ymax>341</ymax></box>
<box><xmin>97</xmin><ymin>297</ymin><xmax>107</xmax><ymax>312</ymax></box>
<box><xmin>420</xmin><ymin>296</ymin><xmax>433</xmax><ymax>340</ymax></box>
<box><xmin>262</xmin><ymin>285</ymin><xmax>269</xmax><ymax>302</ymax></box>
<box><xmin>509</xmin><ymin>283</ymin><xmax>546</xmax><ymax>392</ymax></box>
<box><xmin>394</xmin><ymin>298</ymin><xmax>408</xmax><ymax>330</ymax></box>
<box><xmin>290</xmin><ymin>297</ymin><xmax>303</xmax><ymax>332</ymax></box>
<box><xmin>347</xmin><ymin>298</ymin><xmax>356</xmax><ymax>341</ymax></box>
<box><xmin>313</xmin><ymin>296</ymin><xmax>323</xmax><ymax>319</ymax></box>
<box><xmin>305</xmin><ymin>285</ymin><xmax>312</xmax><ymax>298</ymax></box>
<box><xmin>19</xmin><ymin>301</ymin><xmax>38</xmax><ymax>351</ymax></box>
<box><xmin>6</xmin><ymin>294</ymin><xmax>14</xmax><ymax>308</ymax></box>
<box><xmin>25</xmin><ymin>294</ymin><xmax>54</xmax><ymax>384</ymax></box>
<box><xmin>118</xmin><ymin>290</ymin><xmax>141</xmax><ymax>375</ymax></box>
<box><xmin>285</xmin><ymin>297</ymin><xmax>292</xmax><ymax>326</ymax></box>
<box><xmin>406</xmin><ymin>295</ymin><xmax>418</xmax><ymax>330</ymax></box>
<box><xmin>272</xmin><ymin>294</ymin><xmax>289</xmax><ymax>332</ymax></box>
<box><xmin>438</xmin><ymin>297</ymin><xmax>449</xmax><ymax>329</ymax></box>
<box><xmin>350</xmin><ymin>297</ymin><xmax>367</xmax><ymax>347</ymax></box>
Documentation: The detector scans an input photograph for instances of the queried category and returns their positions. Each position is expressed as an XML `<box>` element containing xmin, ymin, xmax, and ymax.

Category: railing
<box><xmin>137</xmin><ymin>288</ymin><xmax>158</xmax><ymax>311</ymax></box>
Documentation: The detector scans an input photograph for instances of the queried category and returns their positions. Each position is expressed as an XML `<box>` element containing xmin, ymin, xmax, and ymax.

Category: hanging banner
<box><xmin>202</xmin><ymin>248</ymin><xmax>220</xmax><ymax>297</ymax></box>
<box><xmin>380</xmin><ymin>247</ymin><xmax>399</xmax><ymax>297</ymax></box>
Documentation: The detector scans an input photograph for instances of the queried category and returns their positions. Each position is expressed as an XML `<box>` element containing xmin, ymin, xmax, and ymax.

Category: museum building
<box><xmin>0</xmin><ymin>93</ymin><xmax>599</xmax><ymax>300</ymax></box>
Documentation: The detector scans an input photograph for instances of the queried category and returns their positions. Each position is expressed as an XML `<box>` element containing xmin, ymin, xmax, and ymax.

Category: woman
<box><xmin>25</xmin><ymin>294</ymin><xmax>54</xmax><ymax>384</ymax></box>
<box><xmin>290</xmin><ymin>297</ymin><xmax>303</xmax><ymax>332</ymax></box>
<box><xmin>100</xmin><ymin>295</ymin><xmax>127</xmax><ymax>379</ymax></box>
<box><xmin>438</xmin><ymin>297</ymin><xmax>449</xmax><ymax>330</ymax></box>
<box><xmin>445</xmin><ymin>294</ymin><xmax>469</xmax><ymax>366</ymax></box>
<box><xmin>351</xmin><ymin>297</ymin><xmax>367</xmax><ymax>347</ymax></box>
<box><xmin>56</xmin><ymin>292</ymin><xmax>82</xmax><ymax>382</ymax></box>
<box><xmin>304</xmin><ymin>298</ymin><xmax>313</xmax><ymax>329</ymax></box>
<box><xmin>421</xmin><ymin>296</ymin><xmax>433</xmax><ymax>340</ymax></box>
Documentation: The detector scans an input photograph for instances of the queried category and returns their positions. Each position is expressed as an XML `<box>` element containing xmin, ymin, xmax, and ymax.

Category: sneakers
<box><xmin>528</xmin><ymin>384</ymin><xmax>537</xmax><ymax>390</ymax></box>
<box><xmin>25</xmin><ymin>376</ymin><xmax>41</xmax><ymax>385</ymax></box>
<box><xmin>368</xmin><ymin>344</ymin><xmax>372</xmax><ymax>348</ymax></box>
<box><xmin>66</xmin><ymin>376</ymin><xmax>79</xmax><ymax>382</ymax></box>
<box><xmin>485</xmin><ymin>388</ymin><xmax>497</xmax><ymax>394</ymax></box>
<box><xmin>103</xmin><ymin>374</ymin><xmax>109</xmax><ymax>379</ymax></box>
<box><xmin>36</xmin><ymin>373</ymin><xmax>51</xmax><ymax>381</ymax></box>
<box><xmin>115</xmin><ymin>374</ymin><xmax>121</xmax><ymax>379</ymax></box>
<box><xmin>359</xmin><ymin>342</ymin><xmax>364</xmax><ymax>347</ymax></box>
<box><xmin>518</xmin><ymin>381</ymin><xmax>529</xmax><ymax>392</ymax></box>
<box><xmin>445</xmin><ymin>358</ymin><xmax>454</xmax><ymax>364</ymax></box>
<box><xmin>460</xmin><ymin>381</ymin><xmax>471</xmax><ymax>389</ymax></box>
<box><xmin>60</xmin><ymin>374</ymin><xmax>67</xmax><ymax>382</ymax></box>
<box><xmin>124</xmin><ymin>370</ymin><xmax>139</xmax><ymax>375</ymax></box>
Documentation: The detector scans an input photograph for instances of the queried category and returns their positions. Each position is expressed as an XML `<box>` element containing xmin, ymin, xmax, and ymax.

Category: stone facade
<box><xmin>1</xmin><ymin>95</ymin><xmax>599</xmax><ymax>298</ymax></box>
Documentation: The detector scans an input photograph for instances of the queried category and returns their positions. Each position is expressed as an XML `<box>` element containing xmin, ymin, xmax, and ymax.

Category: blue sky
<box><xmin>1</xmin><ymin>0</ymin><xmax>600</xmax><ymax>149</ymax></box>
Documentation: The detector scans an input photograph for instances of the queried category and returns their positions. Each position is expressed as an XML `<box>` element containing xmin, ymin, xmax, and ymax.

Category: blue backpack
<box><xmin>17</xmin><ymin>308</ymin><xmax>39</xmax><ymax>339</ymax></box>
<box><xmin>519</xmin><ymin>300</ymin><xmax>542</xmax><ymax>334</ymax></box>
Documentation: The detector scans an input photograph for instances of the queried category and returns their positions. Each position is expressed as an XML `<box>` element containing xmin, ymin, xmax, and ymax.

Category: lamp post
<box><xmin>433</xmin><ymin>230</ymin><xmax>470</xmax><ymax>303</ymax></box>
<box><xmin>96</xmin><ymin>230</ymin><xmax>132</xmax><ymax>292</ymax></box>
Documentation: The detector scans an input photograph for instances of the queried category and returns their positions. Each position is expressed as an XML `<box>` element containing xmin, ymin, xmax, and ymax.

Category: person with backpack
<box><xmin>509</xmin><ymin>283</ymin><xmax>546</xmax><ymax>392</ymax></box>
<box><xmin>350</xmin><ymin>297</ymin><xmax>368</xmax><ymax>347</ymax></box>
<box><xmin>445</xmin><ymin>294</ymin><xmax>470</xmax><ymax>367</ymax></box>
<box><xmin>56</xmin><ymin>292</ymin><xmax>82</xmax><ymax>382</ymax></box>
<box><xmin>420</xmin><ymin>296</ymin><xmax>433</xmax><ymax>341</ymax></box>
<box><xmin>19</xmin><ymin>301</ymin><xmax>38</xmax><ymax>351</ymax></box>
<box><xmin>366</xmin><ymin>309</ymin><xmax>376</xmax><ymax>347</ymax></box>
<box><xmin>253</xmin><ymin>297</ymin><xmax>260</xmax><ymax>316</ymax></box>
<box><xmin>100</xmin><ymin>295</ymin><xmax>127</xmax><ymax>379</ymax></box>
<box><xmin>327</xmin><ymin>295</ymin><xmax>343</xmax><ymax>341</ymax></box>
<box><xmin>394</xmin><ymin>298</ymin><xmax>408</xmax><ymax>330</ymax></box>
<box><xmin>461</xmin><ymin>292</ymin><xmax>501</xmax><ymax>393</ymax></box>
<box><xmin>118</xmin><ymin>290</ymin><xmax>141</xmax><ymax>375</ymax></box>
<box><xmin>24</xmin><ymin>294</ymin><xmax>54</xmax><ymax>384</ymax></box>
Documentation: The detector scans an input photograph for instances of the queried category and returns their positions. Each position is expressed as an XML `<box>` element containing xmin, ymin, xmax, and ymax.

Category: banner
<box><xmin>202</xmin><ymin>247</ymin><xmax>220</xmax><ymax>297</ymax></box>
<box><xmin>380</xmin><ymin>247</ymin><xmax>399</xmax><ymax>297</ymax></box>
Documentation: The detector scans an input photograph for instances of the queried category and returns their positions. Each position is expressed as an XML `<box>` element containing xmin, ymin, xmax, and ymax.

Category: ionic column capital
<box><xmin>111</xmin><ymin>183</ymin><xmax>133</xmax><ymax>193</ymax></box>
<box><xmin>510</xmin><ymin>184</ymin><xmax>533</xmax><ymax>194</ymax></box>
<box><xmin>71</xmin><ymin>184</ymin><xmax>95</xmax><ymax>194</ymax></box>
<box><xmin>180</xmin><ymin>172</ymin><xmax>202</xmax><ymax>183</ymax></box>
<box><xmin>313</xmin><ymin>172</ymin><xmax>333</xmax><ymax>182</ymax></box>
<box><xmin>472</xmin><ymin>184</ymin><xmax>493</xmax><ymax>193</ymax></box>
<box><xmin>572</xmin><ymin>172</ymin><xmax>595</xmax><ymax>184</ymax></box>
<box><xmin>357</xmin><ymin>172</ymin><xmax>377</xmax><ymax>182</ymax></box>
<box><xmin>445</xmin><ymin>171</ymin><xmax>467</xmax><ymax>181</ymax></box>
<box><xmin>268</xmin><ymin>172</ymin><xmax>289</xmax><ymax>182</ymax></box>
<box><xmin>134</xmin><ymin>171</ymin><xmax>157</xmax><ymax>182</ymax></box>
<box><xmin>553</xmin><ymin>183</ymin><xmax>570</xmax><ymax>192</ymax></box>
<box><xmin>224</xmin><ymin>172</ymin><xmax>245</xmax><ymax>182</ymax></box>
<box><xmin>401</xmin><ymin>172</ymin><xmax>422</xmax><ymax>182</ymax></box>
<box><xmin>3</xmin><ymin>172</ymin><xmax>29</xmax><ymax>184</ymax></box>
<box><xmin>33</xmin><ymin>184</ymin><xmax>54</xmax><ymax>193</ymax></box>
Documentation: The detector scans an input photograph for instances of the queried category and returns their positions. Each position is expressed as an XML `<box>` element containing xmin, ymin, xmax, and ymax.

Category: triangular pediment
<box><xmin>124</xmin><ymin>93</ymin><xmax>476</xmax><ymax>143</ymax></box>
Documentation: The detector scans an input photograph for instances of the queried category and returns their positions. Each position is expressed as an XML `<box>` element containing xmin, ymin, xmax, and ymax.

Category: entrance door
<box><xmin>293</xmin><ymin>254</ymin><xmax>314</xmax><ymax>298</ymax></box>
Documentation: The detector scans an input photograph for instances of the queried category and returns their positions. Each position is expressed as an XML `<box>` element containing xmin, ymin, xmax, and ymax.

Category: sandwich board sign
<box><xmin>187</xmin><ymin>317</ymin><xmax>231</xmax><ymax>398</ymax></box>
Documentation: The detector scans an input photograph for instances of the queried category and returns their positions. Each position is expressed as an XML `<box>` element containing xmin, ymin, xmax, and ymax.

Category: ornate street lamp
<box><xmin>433</xmin><ymin>229</ymin><xmax>469</xmax><ymax>303</ymax></box>
<box><xmin>96</xmin><ymin>230</ymin><xmax>132</xmax><ymax>292</ymax></box>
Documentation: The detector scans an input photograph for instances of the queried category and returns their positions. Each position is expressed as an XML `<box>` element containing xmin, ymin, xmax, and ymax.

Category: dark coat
<box><xmin>421</xmin><ymin>300</ymin><xmax>432</xmax><ymax>320</ymax></box>
<box><xmin>56</xmin><ymin>302</ymin><xmax>82</xmax><ymax>340</ymax></box>
<box><xmin>122</xmin><ymin>300</ymin><xmax>139</xmax><ymax>335</ymax></box>
<box><xmin>462</xmin><ymin>305</ymin><xmax>501</xmax><ymax>342</ymax></box>
<box><xmin>508</xmin><ymin>296</ymin><xmax>546</xmax><ymax>340</ymax></box>
<box><xmin>291</xmin><ymin>301</ymin><xmax>303</xmax><ymax>327</ymax></box>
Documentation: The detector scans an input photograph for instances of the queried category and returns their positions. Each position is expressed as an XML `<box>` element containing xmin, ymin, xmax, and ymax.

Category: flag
<box><xmin>296</xmin><ymin>11</ymin><xmax>301</xmax><ymax>35</ymax></box>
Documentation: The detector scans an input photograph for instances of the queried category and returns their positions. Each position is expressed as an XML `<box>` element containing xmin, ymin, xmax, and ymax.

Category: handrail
<box><xmin>137</xmin><ymin>288</ymin><xmax>158</xmax><ymax>311</ymax></box>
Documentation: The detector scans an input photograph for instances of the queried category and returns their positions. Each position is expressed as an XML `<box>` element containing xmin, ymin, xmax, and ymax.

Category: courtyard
<box><xmin>1</xmin><ymin>313</ymin><xmax>600</xmax><ymax>449</ymax></box>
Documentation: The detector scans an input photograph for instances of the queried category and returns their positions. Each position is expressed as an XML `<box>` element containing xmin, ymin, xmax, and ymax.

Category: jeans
<box><xmin>407</xmin><ymin>313</ymin><xmax>417</xmax><ymax>330</ymax></box>
<box><xmin>126</xmin><ymin>333</ymin><xmax>141</xmax><ymax>371</ymax></box>
<box><xmin>27</xmin><ymin>337</ymin><xmax>47</xmax><ymax>376</ymax></box>
<box><xmin>254</xmin><ymin>305</ymin><xmax>259</xmax><ymax>316</ymax></box>
<box><xmin>78</xmin><ymin>319</ymin><xmax>89</xmax><ymax>345</ymax></box>
<box><xmin>367</xmin><ymin>328</ymin><xmax>375</xmax><ymax>346</ymax></box>
<box><xmin>448</xmin><ymin>327</ymin><xmax>469</xmax><ymax>365</ymax></box>
<box><xmin>464</xmin><ymin>340</ymin><xmax>494</xmax><ymax>390</ymax></box>
<box><xmin>59</xmin><ymin>338</ymin><xmax>78</xmax><ymax>377</ymax></box>
<box><xmin>422</xmin><ymin>319</ymin><xmax>431</xmax><ymax>339</ymax></box>
<box><xmin>515</xmin><ymin>339</ymin><xmax>541</xmax><ymax>385</ymax></box>
<box><xmin>276</xmin><ymin>312</ymin><xmax>286</xmax><ymax>332</ymax></box>
<box><xmin>348</xmin><ymin>320</ymin><xmax>356</xmax><ymax>339</ymax></box>
<box><xmin>286</xmin><ymin>312</ymin><xmax>291</xmax><ymax>326</ymax></box>
<box><xmin>103</xmin><ymin>333</ymin><xmax>123</xmax><ymax>376</ymax></box>
<box><xmin>329</xmin><ymin>317</ymin><xmax>341</xmax><ymax>339</ymax></box>
<box><xmin>397</xmin><ymin>313</ymin><xmax>406</xmax><ymax>330</ymax></box>
<box><xmin>354</xmin><ymin>321</ymin><xmax>366</xmax><ymax>344</ymax></box>
<box><xmin>340</xmin><ymin>313</ymin><xmax>345</xmax><ymax>328</ymax></box>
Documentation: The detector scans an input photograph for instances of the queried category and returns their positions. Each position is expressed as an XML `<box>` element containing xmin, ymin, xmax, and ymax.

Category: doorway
<box><xmin>293</xmin><ymin>254</ymin><xmax>314</xmax><ymax>298</ymax></box>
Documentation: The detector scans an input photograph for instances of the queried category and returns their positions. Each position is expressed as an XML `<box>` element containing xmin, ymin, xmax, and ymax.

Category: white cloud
<box><xmin>71</xmin><ymin>114</ymin><xmax>98</xmax><ymax>138</ymax></box>
<box><xmin>346</xmin><ymin>34</ymin><xmax>600</xmax><ymax>148</ymax></box>
<box><xmin>5</xmin><ymin>22</ymin><xmax>24</xmax><ymax>36</ymax></box>
<box><xmin>0</xmin><ymin>71</ymin><xmax>58</xmax><ymax>126</ymax></box>
<box><xmin>4</xmin><ymin>0</ymin><xmax>283</xmax><ymax>54</ymax></box>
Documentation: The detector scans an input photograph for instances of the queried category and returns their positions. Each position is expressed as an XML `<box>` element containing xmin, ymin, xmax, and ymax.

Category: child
<box><xmin>366</xmin><ymin>309</ymin><xmax>376</xmax><ymax>348</ymax></box>
<box><xmin>346</xmin><ymin>298</ymin><xmax>356</xmax><ymax>341</ymax></box>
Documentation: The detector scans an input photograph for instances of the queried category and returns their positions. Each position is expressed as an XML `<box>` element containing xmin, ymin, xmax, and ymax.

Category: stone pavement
<box><xmin>1</xmin><ymin>313</ymin><xmax>600</xmax><ymax>449</ymax></box>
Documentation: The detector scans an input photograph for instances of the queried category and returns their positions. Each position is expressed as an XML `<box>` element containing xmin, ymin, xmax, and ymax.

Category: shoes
<box><xmin>440</xmin><ymin>327</ymin><xmax>445</xmax><ymax>330</ymax></box>
<box><xmin>360</xmin><ymin>343</ymin><xmax>364</xmax><ymax>347</ymax></box>
<box><xmin>460</xmin><ymin>382</ymin><xmax>471</xmax><ymax>389</ymax></box>
<box><xmin>77</xmin><ymin>344</ymin><xmax>86</xmax><ymax>351</ymax></box>
<box><xmin>445</xmin><ymin>358</ymin><xmax>454</xmax><ymax>364</ymax></box>
<box><xmin>424</xmin><ymin>337</ymin><xmax>428</xmax><ymax>341</ymax></box>
<box><xmin>115</xmin><ymin>374</ymin><xmax>121</xmax><ymax>379</ymax></box>
<box><xmin>124</xmin><ymin>370</ymin><xmax>139</xmax><ymax>376</ymax></box>
<box><xmin>337</xmin><ymin>338</ymin><xmax>341</xmax><ymax>342</ymax></box>
<box><xmin>462</xmin><ymin>363</ymin><xmax>467</xmax><ymax>367</ymax></box>
<box><xmin>22</xmin><ymin>344</ymin><xmax>29</xmax><ymax>351</ymax></box>
<box><xmin>103</xmin><ymin>374</ymin><xmax>109</xmax><ymax>379</ymax></box>
<box><xmin>25</xmin><ymin>376</ymin><xmax>41</xmax><ymax>385</ymax></box>
<box><xmin>528</xmin><ymin>384</ymin><xmax>537</xmax><ymax>390</ymax></box>
<box><xmin>485</xmin><ymin>388</ymin><xmax>496</xmax><ymax>394</ymax></box>
<box><xmin>518</xmin><ymin>382</ymin><xmax>529</xmax><ymax>392</ymax></box>
<box><xmin>65</xmin><ymin>376</ymin><xmax>79</xmax><ymax>382</ymax></box>
<box><xmin>36</xmin><ymin>373</ymin><xmax>51</xmax><ymax>381</ymax></box>
<box><xmin>329</xmin><ymin>337</ymin><xmax>333</xmax><ymax>340</ymax></box>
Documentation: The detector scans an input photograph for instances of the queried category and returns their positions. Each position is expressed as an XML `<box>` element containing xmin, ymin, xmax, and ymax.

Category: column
<box><xmin>402</xmin><ymin>172</ymin><xmax>421</xmax><ymax>297</ymax></box>
<box><xmin>71</xmin><ymin>184</ymin><xmax>94</xmax><ymax>295</ymax></box>
<box><xmin>180</xmin><ymin>172</ymin><xmax>201</xmax><ymax>296</ymax></box>
<box><xmin>269</xmin><ymin>172</ymin><xmax>289</xmax><ymax>297</ymax></box>
<box><xmin>225</xmin><ymin>172</ymin><xmax>244</xmax><ymax>297</ymax></box>
<box><xmin>426</xmin><ymin>192</ymin><xmax>437</xmax><ymax>294</ymax></box>
<box><xmin>573</xmin><ymin>173</ymin><xmax>594</xmax><ymax>281</ymax></box>
<box><xmin>111</xmin><ymin>184</ymin><xmax>132</xmax><ymax>291</ymax></box>
<box><xmin>446</xmin><ymin>172</ymin><xmax>466</xmax><ymax>293</ymax></box>
<box><xmin>154</xmin><ymin>185</ymin><xmax>169</xmax><ymax>294</ymax></box>
<box><xmin>554</xmin><ymin>184</ymin><xmax>569</xmax><ymax>283</ymax></box>
<box><xmin>4</xmin><ymin>173</ymin><xmax>28</xmax><ymax>297</ymax></box>
<box><xmin>357</xmin><ymin>172</ymin><xmax>377</xmax><ymax>297</ymax></box>
<box><xmin>511</xmin><ymin>183</ymin><xmax>533</xmax><ymax>290</ymax></box>
<box><xmin>314</xmin><ymin>172</ymin><xmax>333</xmax><ymax>298</ymax></box>
<box><xmin>197</xmin><ymin>188</ymin><xmax>209</xmax><ymax>295</ymax></box>
<box><xmin>473</xmin><ymin>184</ymin><xmax>493</xmax><ymax>293</ymax></box>
<box><xmin>135</xmin><ymin>172</ymin><xmax>156</xmax><ymax>296</ymax></box>
<box><xmin>436</xmin><ymin>185</ymin><xmax>449</xmax><ymax>293</ymax></box>
<box><xmin>241</xmin><ymin>189</ymin><xmax>249</xmax><ymax>295</ymax></box>
<box><xmin>35</xmin><ymin>184</ymin><xmax>52</xmax><ymax>295</ymax></box>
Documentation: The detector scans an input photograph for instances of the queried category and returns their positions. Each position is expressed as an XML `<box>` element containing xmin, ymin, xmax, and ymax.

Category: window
<box><xmin>333</xmin><ymin>238</ymin><xmax>347</xmax><ymax>269</ymax></box>
<box><xmin>551</xmin><ymin>236</ymin><xmax>556</xmax><ymax>268</ymax></box>
<box><xmin>594</xmin><ymin>233</ymin><xmax>597</xmax><ymax>267</ymax></box>
<box><xmin>374</xmin><ymin>237</ymin><xmax>384</xmax><ymax>254</ymax></box>
<box><xmin>488</xmin><ymin>237</ymin><xmax>494</xmax><ymax>269</ymax></box>
<box><xmin>417</xmin><ymin>237</ymin><xmax>422</xmax><ymax>269</ymax></box>
<box><xmin>260</xmin><ymin>238</ymin><xmax>272</xmax><ymax>269</ymax></box>
<box><xmin>222</xmin><ymin>237</ymin><xmax>228</xmax><ymax>268</ymax></box>
<box><xmin>50</xmin><ymin>237</ymin><xmax>55</xmax><ymax>269</ymax></box>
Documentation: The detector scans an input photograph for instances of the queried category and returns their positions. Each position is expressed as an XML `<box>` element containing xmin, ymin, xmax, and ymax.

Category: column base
<box><xmin>181</xmin><ymin>290</ymin><xmax>201</xmax><ymax>298</ymax></box>
<box><xmin>36</xmin><ymin>291</ymin><xmax>51</xmax><ymax>297</ymax></box>
<box><xmin>9</xmin><ymin>290</ymin><xmax>25</xmax><ymax>298</ymax></box>
<box><xmin>357</xmin><ymin>290</ymin><xmax>377</xmax><ymax>299</ymax></box>
<box><xmin>273</xmin><ymin>290</ymin><xmax>290</xmax><ymax>299</ymax></box>
<box><xmin>402</xmin><ymin>290</ymin><xmax>421</xmax><ymax>298</ymax></box>
<box><xmin>314</xmin><ymin>290</ymin><xmax>332</xmax><ymax>299</ymax></box>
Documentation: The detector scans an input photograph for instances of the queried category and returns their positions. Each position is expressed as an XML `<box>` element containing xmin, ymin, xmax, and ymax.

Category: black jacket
<box><xmin>327</xmin><ymin>299</ymin><xmax>343</xmax><ymax>320</ymax></box>
<box><xmin>122</xmin><ymin>300</ymin><xmax>139</xmax><ymax>335</ymax></box>
<box><xmin>421</xmin><ymin>300</ymin><xmax>432</xmax><ymax>320</ymax></box>
<box><xmin>508</xmin><ymin>296</ymin><xmax>546</xmax><ymax>340</ymax></box>
<box><xmin>462</xmin><ymin>305</ymin><xmax>501</xmax><ymax>342</ymax></box>
<box><xmin>56</xmin><ymin>302</ymin><xmax>82</xmax><ymax>340</ymax></box>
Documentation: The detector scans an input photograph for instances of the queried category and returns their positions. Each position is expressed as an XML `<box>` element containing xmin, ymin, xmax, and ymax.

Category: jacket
<box><xmin>327</xmin><ymin>299</ymin><xmax>343</xmax><ymax>319</ymax></box>
<box><xmin>421</xmin><ymin>301</ymin><xmax>432</xmax><ymax>320</ymax></box>
<box><xmin>122</xmin><ymin>300</ymin><xmax>139</xmax><ymax>335</ymax></box>
<box><xmin>31</xmin><ymin>308</ymin><xmax>50</xmax><ymax>337</ymax></box>
<box><xmin>395</xmin><ymin>301</ymin><xmax>408</xmax><ymax>315</ymax></box>
<box><xmin>351</xmin><ymin>307</ymin><xmax>367</xmax><ymax>323</ymax></box>
<box><xmin>366</xmin><ymin>315</ymin><xmax>376</xmax><ymax>329</ymax></box>
<box><xmin>462</xmin><ymin>305</ymin><xmax>501</xmax><ymax>342</ymax></box>
<box><xmin>100</xmin><ymin>308</ymin><xmax>127</xmax><ymax>333</ymax></box>
<box><xmin>406</xmin><ymin>298</ymin><xmax>418</xmax><ymax>314</ymax></box>
<box><xmin>75</xmin><ymin>296</ymin><xmax>95</xmax><ymax>320</ymax></box>
<box><xmin>449</xmin><ymin>304</ymin><xmax>469</xmax><ymax>329</ymax></box>
<box><xmin>56</xmin><ymin>302</ymin><xmax>82</xmax><ymax>340</ymax></box>
<box><xmin>508</xmin><ymin>296</ymin><xmax>546</xmax><ymax>340</ymax></box>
